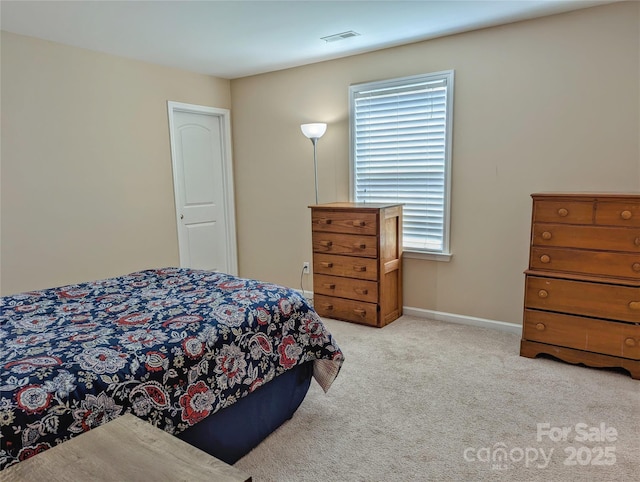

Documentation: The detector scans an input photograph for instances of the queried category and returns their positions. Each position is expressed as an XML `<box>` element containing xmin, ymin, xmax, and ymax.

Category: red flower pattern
<box><xmin>278</xmin><ymin>335</ymin><xmax>302</xmax><ymax>369</ymax></box>
<box><xmin>179</xmin><ymin>380</ymin><xmax>216</xmax><ymax>425</ymax></box>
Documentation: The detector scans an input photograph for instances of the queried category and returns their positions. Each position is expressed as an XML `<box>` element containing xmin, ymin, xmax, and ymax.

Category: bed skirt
<box><xmin>176</xmin><ymin>361</ymin><xmax>313</xmax><ymax>464</ymax></box>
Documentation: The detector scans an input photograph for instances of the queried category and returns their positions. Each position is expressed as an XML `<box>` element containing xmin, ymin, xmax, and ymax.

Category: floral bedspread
<box><xmin>0</xmin><ymin>268</ymin><xmax>343</xmax><ymax>470</ymax></box>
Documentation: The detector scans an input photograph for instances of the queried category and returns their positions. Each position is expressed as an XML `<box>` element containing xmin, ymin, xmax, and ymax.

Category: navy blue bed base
<box><xmin>176</xmin><ymin>361</ymin><xmax>313</xmax><ymax>464</ymax></box>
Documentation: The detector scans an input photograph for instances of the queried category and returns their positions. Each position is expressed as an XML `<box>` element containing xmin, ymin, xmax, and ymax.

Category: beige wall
<box><xmin>230</xmin><ymin>2</ymin><xmax>640</xmax><ymax>325</ymax></box>
<box><xmin>0</xmin><ymin>31</ymin><xmax>231</xmax><ymax>294</ymax></box>
<box><xmin>2</xmin><ymin>3</ymin><xmax>638</xmax><ymax>325</ymax></box>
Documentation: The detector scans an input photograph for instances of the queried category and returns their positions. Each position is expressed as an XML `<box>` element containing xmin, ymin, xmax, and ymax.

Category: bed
<box><xmin>0</xmin><ymin>267</ymin><xmax>343</xmax><ymax>470</ymax></box>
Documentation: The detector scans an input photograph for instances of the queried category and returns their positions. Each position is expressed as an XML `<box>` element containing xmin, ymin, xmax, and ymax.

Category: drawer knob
<box><xmin>323</xmin><ymin>303</ymin><xmax>334</xmax><ymax>310</ymax></box>
<box><xmin>633</xmin><ymin>263</ymin><xmax>640</xmax><ymax>273</ymax></box>
<box><xmin>557</xmin><ymin>208</ymin><xmax>569</xmax><ymax>217</ymax></box>
<box><xmin>320</xmin><ymin>262</ymin><xmax>333</xmax><ymax>268</ymax></box>
<box><xmin>323</xmin><ymin>283</ymin><xmax>336</xmax><ymax>289</ymax></box>
<box><xmin>624</xmin><ymin>338</ymin><xmax>636</xmax><ymax>347</ymax></box>
<box><xmin>540</xmin><ymin>255</ymin><xmax>551</xmax><ymax>264</ymax></box>
<box><xmin>319</xmin><ymin>240</ymin><xmax>333</xmax><ymax>248</ymax></box>
<box><xmin>538</xmin><ymin>289</ymin><xmax>549</xmax><ymax>299</ymax></box>
<box><xmin>352</xmin><ymin>220</ymin><xmax>365</xmax><ymax>227</ymax></box>
<box><xmin>621</xmin><ymin>210</ymin><xmax>632</xmax><ymax>220</ymax></box>
<box><xmin>541</xmin><ymin>231</ymin><xmax>552</xmax><ymax>240</ymax></box>
<box><xmin>629</xmin><ymin>301</ymin><xmax>640</xmax><ymax>311</ymax></box>
<box><xmin>355</xmin><ymin>243</ymin><xmax>366</xmax><ymax>249</ymax></box>
<box><xmin>635</xmin><ymin>237</ymin><xmax>640</xmax><ymax>247</ymax></box>
<box><xmin>535</xmin><ymin>323</ymin><xmax>546</xmax><ymax>331</ymax></box>
<box><xmin>319</xmin><ymin>218</ymin><xmax>333</xmax><ymax>225</ymax></box>
<box><xmin>355</xmin><ymin>288</ymin><xmax>369</xmax><ymax>295</ymax></box>
<box><xmin>353</xmin><ymin>266</ymin><xmax>367</xmax><ymax>272</ymax></box>
<box><xmin>353</xmin><ymin>308</ymin><xmax>366</xmax><ymax>317</ymax></box>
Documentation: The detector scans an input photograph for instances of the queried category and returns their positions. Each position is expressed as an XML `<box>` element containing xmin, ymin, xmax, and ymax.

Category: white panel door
<box><xmin>168</xmin><ymin>102</ymin><xmax>237</xmax><ymax>274</ymax></box>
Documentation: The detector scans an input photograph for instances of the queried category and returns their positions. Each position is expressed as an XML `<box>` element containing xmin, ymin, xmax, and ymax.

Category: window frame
<box><xmin>348</xmin><ymin>70</ymin><xmax>454</xmax><ymax>261</ymax></box>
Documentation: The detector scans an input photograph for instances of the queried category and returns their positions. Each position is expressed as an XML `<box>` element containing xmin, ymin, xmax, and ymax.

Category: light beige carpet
<box><xmin>235</xmin><ymin>316</ymin><xmax>639</xmax><ymax>481</ymax></box>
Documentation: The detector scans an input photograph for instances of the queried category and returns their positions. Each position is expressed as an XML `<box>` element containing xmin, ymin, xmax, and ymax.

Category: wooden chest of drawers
<box><xmin>520</xmin><ymin>193</ymin><xmax>640</xmax><ymax>379</ymax></box>
<box><xmin>310</xmin><ymin>203</ymin><xmax>403</xmax><ymax>327</ymax></box>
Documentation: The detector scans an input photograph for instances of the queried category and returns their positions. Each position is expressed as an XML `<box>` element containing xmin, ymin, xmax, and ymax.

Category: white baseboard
<box><xmin>294</xmin><ymin>290</ymin><xmax>522</xmax><ymax>336</ymax></box>
<box><xmin>403</xmin><ymin>306</ymin><xmax>523</xmax><ymax>336</ymax></box>
<box><xmin>294</xmin><ymin>289</ymin><xmax>314</xmax><ymax>302</ymax></box>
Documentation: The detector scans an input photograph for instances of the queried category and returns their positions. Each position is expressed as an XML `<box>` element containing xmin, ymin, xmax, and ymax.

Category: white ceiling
<box><xmin>0</xmin><ymin>0</ymin><xmax>616</xmax><ymax>79</ymax></box>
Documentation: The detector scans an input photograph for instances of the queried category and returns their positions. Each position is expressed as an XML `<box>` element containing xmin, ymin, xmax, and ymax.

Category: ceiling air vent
<box><xmin>320</xmin><ymin>31</ymin><xmax>361</xmax><ymax>43</ymax></box>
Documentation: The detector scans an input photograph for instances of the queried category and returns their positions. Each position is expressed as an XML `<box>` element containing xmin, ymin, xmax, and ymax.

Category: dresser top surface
<box><xmin>3</xmin><ymin>413</ymin><xmax>251</xmax><ymax>482</ymax></box>
<box><xmin>309</xmin><ymin>202</ymin><xmax>403</xmax><ymax>210</ymax></box>
<box><xmin>532</xmin><ymin>192</ymin><xmax>640</xmax><ymax>200</ymax></box>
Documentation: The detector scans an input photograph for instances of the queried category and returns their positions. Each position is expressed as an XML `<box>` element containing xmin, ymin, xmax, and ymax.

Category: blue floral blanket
<box><xmin>0</xmin><ymin>268</ymin><xmax>343</xmax><ymax>470</ymax></box>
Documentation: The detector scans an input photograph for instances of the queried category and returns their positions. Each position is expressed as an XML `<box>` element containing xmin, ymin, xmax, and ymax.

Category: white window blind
<box><xmin>350</xmin><ymin>71</ymin><xmax>454</xmax><ymax>254</ymax></box>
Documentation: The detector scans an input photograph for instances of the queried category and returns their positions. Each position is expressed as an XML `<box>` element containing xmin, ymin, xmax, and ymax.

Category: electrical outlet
<box><xmin>302</xmin><ymin>261</ymin><xmax>310</xmax><ymax>274</ymax></box>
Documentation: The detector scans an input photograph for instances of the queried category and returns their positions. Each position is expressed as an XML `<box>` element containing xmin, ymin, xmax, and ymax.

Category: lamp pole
<box><xmin>311</xmin><ymin>137</ymin><xmax>319</xmax><ymax>205</ymax></box>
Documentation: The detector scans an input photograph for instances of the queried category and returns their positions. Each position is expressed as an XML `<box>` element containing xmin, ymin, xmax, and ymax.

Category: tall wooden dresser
<box><xmin>520</xmin><ymin>193</ymin><xmax>640</xmax><ymax>379</ymax></box>
<box><xmin>310</xmin><ymin>203</ymin><xmax>403</xmax><ymax>327</ymax></box>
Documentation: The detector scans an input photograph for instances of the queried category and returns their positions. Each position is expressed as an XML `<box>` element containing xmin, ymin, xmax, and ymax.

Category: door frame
<box><xmin>167</xmin><ymin>101</ymin><xmax>238</xmax><ymax>275</ymax></box>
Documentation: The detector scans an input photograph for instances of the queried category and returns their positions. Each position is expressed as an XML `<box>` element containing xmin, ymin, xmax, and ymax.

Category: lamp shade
<box><xmin>300</xmin><ymin>123</ymin><xmax>327</xmax><ymax>140</ymax></box>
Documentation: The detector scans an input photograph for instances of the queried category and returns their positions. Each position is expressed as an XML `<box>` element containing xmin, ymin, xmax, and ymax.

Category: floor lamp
<box><xmin>300</xmin><ymin>123</ymin><xmax>327</xmax><ymax>205</ymax></box>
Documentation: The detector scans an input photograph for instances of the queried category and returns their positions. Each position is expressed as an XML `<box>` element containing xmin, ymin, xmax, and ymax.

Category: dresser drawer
<box><xmin>313</xmin><ymin>274</ymin><xmax>378</xmax><ymax>303</ymax></box>
<box><xmin>595</xmin><ymin>202</ymin><xmax>640</xmax><ymax>227</ymax></box>
<box><xmin>313</xmin><ymin>253</ymin><xmax>378</xmax><ymax>280</ymax></box>
<box><xmin>312</xmin><ymin>232</ymin><xmax>377</xmax><ymax>258</ymax></box>
<box><xmin>525</xmin><ymin>276</ymin><xmax>640</xmax><ymax>323</ymax></box>
<box><xmin>530</xmin><ymin>246</ymin><xmax>640</xmax><ymax>279</ymax></box>
<box><xmin>533</xmin><ymin>200</ymin><xmax>593</xmax><ymax>224</ymax></box>
<box><xmin>314</xmin><ymin>294</ymin><xmax>378</xmax><ymax>325</ymax></box>
<box><xmin>312</xmin><ymin>211</ymin><xmax>377</xmax><ymax>235</ymax></box>
<box><xmin>524</xmin><ymin>310</ymin><xmax>640</xmax><ymax>360</ymax></box>
<box><xmin>532</xmin><ymin>223</ymin><xmax>640</xmax><ymax>252</ymax></box>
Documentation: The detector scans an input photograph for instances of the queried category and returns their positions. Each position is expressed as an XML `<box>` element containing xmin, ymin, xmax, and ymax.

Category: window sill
<box><xmin>403</xmin><ymin>250</ymin><xmax>452</xmax><ymax>262</ymax></box>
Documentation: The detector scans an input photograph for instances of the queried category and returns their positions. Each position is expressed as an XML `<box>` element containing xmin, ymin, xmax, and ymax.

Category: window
<box><xmin>349</xmin><ymin>71</ymin><xmax>454</xmax><ymax>259</ymax></box>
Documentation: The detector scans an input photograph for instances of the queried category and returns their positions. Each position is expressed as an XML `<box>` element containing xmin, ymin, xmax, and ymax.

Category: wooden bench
<box><xmin>2</xmin><ymin>414</ymin><xmax>251</xmax><ymax>481</ymax></box>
